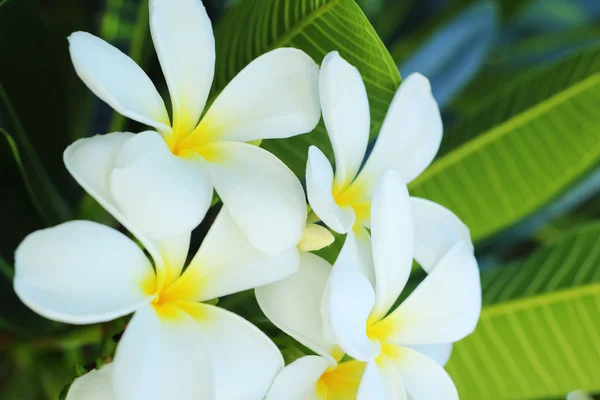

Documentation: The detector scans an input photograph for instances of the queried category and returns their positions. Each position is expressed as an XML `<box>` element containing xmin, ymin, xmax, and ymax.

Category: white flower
<box><xmin>14</xmin><ymin>195</ymin><xmax>299</xmax><ymax>398</ymax></box>
<box><xmin>306</xmin><ymin>51</ymin><xmax>445</xmax><ymax>236</ymax></box>
<box><xmin>259</xmin><ymin>171</ymin><xmax>481</xmax><ymax>399</ymax></box>
<box><xmin>68</xmin><ymin>0</ymin><xmax>320</xmax><ymax>256</ymax></box>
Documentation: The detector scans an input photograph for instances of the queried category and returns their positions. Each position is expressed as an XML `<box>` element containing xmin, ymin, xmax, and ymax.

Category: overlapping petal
<box><xmin>66</xmin><ymin>364</ymin><xmax>115</xmax><ymax>400</ymax></box>
<box><xmin>406</xmin><ymin>343</ymin><xmax>453</xmax><ymax>367</ymax></box>
<box><xmin>68</xmin><ymin>32</ymin><xmax>170</xmax><ymax>132</ymax></box>
<box><xmin>194</xmin><ymin>48</ymin><xmax>320</xmax><ymax>144</ymax></box>
<box><xmin>265</xmin><ymin>356</ymin><xmax>330</xmax><ymax>400</ymax></box>
<box><xmin>112</xmin><ymin>305</ymin><xmax>213</xmax><ymax>399</ymax></box>
<box><xmin>306</xmin><ymin>146</ymin><xmax>355</xmax><ymax>233</ymax></box>
<box><xmin>256</xmin><ymin>252</ymin><xmax>335</xmax><ymax>361</ymax></box>
<box><xmin>14</xmin><ymin>221</ymin><xmax>154</xmax><ymax>324</ymax></box>
<box><xmin>150</xmin><ymin>0</ymin><xmax>215</xmax><ymax>134</ymax></box>
<box><xmin>357</xmin><ymin>360</ymin><xmax>405</xmax><ymax>400</ymax></box>
<box><xmin>204</xmin><ymin>142</ymin><xmax>306</xmax><ymax>256</ymax></box>
<box><xmin>319</xmin><ymin>51</ymin><xmax>370</xmax><ymax>188</ymax></box>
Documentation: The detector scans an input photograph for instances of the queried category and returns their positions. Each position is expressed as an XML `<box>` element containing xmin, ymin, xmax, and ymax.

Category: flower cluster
<box><xmin>13</xmin><ymin>0</ymin><xmax>481</xmax><ymax>399</ymax></box>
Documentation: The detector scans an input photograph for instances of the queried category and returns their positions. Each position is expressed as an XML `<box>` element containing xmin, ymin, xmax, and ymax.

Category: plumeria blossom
<box><xmin>307</xmin><ymin>51</ymin><xmax>447</xmax><ymax>238</ymax></box>
<box><xmin>68</xmin><ymin>0</ymin><xmax>320</xmax><ymax>256</ymax></box>
<box><xmin>258</xmin><ymin>171</ymin><xmax>481</xmax><ymax>399</ymax></box>
<box><xmin>13</xmin><ymin>134</ymin><xmax>315</xmax><ymax>399</ymax></box>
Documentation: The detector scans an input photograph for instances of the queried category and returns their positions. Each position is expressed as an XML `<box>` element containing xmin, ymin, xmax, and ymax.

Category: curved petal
<box><xmin>14</xmin><ymin>221</ymin><xmax>154</xmax><ymax>325</ymax></box>
<box><xmin>372</xmin><ymin>241</ymin><xmax>481</xmax><ymax>345</ymax></box>
<box><xmin>256</xmin><ymin>252</ymin><xmax>335</xmax><ymax>361</ymax></box>
<box><xmin>306</xmin><ymin>146</ymin><xmax>355</xmax><ymax>234</ymax></box>
<box><xmin>325</xmin><ymin>233</ymin><xmax>380</xmax><ymax>362</ymax></box>
<box><xmin>150</xmin><ymin>0</ymin><xmax>214</xmax><ymax>134</ymax></box>
<box><xmin>205</xmin><ymin>142</ymin><xmax>306</xmax><ymax>257</ymax></box>
<box><xmin>411</xmin><ymin>197</ymin><xmax>473</xmax><ymax>273</ymax></box>
<box><xmin>389</xmin><ymin>346</ymin><xmax>459</xmax><ymax>400</ymax></box>
<box><xmin>370</xmin><ymin>170</ymin><xmax>414</xmax><ymax>320</ymax></box>
<box><xmin>192</xmin><ymin>48</ymin><xmax>320</xmax><ymax>144</ymax></box>
<box><xmin>357</xmin><ymin>360</ymin><xmax>406</xmax><ymax>400</ymax></box>
<box><xmin>265</xmin><ymin>356</ymin><xmax>330</xmax><ymax>400</ymax></box>
<box><xmin>164</xmin><ymin>207</ymin><xmax>299</xmax><ymax>303</ymax></box>
<box><xmin>111</xmin><ymin>131</ymin><xmax>212</xmax><ymax>241</ymax></box>
<box><xmin>297</xmin><ymin>223</ymin><xmax>334</xmax><ymax>252</ymax></box>
<box><xmin>355</xmin><ymin>73</ymin><xmax>442</xmax><ymax>193</ymax></box>
<box><xmin>157</xmin><ymin>232</ymin><xmax>191</xmax><ymax>287</ymax></box>
<box><xmin>66</xmin><ymin>364</ymin><xmax>115</xmax><ymax>400</ymax></box>
<box><xmin>319</xmin><ymin>51</ymin><xmax>370</xmax><ymax>188</ymax></box>
<box><xmin>64</xmin><ymin>133</ymin><xmax>163</xmax><ymax>266</ymax></box>
<box><xmin>181</xmin><ymin>302</ymin><xmax>283</xmax><ymax>400</ymax></box>
<box><xmin>112</xmin><ymin>305</ymin><xmax>213</xmax><ymax>399</ymax></box>
<box><xmin>405</xmin><ymin>343</ymin><xmax>453</xmax><ymax>367</ymax></box>
<box><xmin>68</xmin><ymin>32</ymin><xmax>170</xmax><ymax>132</ymax></box>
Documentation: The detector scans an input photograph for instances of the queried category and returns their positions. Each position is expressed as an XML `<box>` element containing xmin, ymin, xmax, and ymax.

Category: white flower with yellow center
<box><xmin>258</xmin><ymin>171</ymin><xmax>482</xmax><ymax>399</ymax></box>
<box><xmin>13</xmin><ymin>138</ymin><xmax>311</xmax><ymax>399</ymax></box>
<box><xmin>307</xmin><ymin>51</ymin><xmax>446</xmax><ymax>237</ymax></box>
<box><xmin>68</xmin><ymin>0</ymin><xmax>320</xmax><ymax>256</ymax></box>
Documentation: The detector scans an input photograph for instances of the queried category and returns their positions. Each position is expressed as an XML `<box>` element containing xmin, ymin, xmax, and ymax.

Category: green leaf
<box><xmin>409</xmin><ymin>46</ymin><xmax>600</xmax><ymax>242</ymax></box>
<box><xmin>213</xmin><ymin>0</ymin><xmax>401</xmax><ymax>177</ymax></box>
<box><xmin>446</xmin><ymin>222</ymin><xmax>600</xmax><ymax>399</ymax></box>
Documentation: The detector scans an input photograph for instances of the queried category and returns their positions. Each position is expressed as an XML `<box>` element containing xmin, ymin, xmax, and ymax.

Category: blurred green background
<box><xmin>1</xmin><ymin>0</ymin><xmax>599</xmax><ymax>398</ymax></box>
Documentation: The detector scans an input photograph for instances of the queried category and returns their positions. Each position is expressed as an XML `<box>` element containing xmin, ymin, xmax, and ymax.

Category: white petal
<box><xmin>357</xmin><ymin>360</ymin><xmax>406</xmax><ymax>400</ymax></box>
<box><xmin>63</xmin><ymin>133</ymin><xmax>163</xmax><ymax>265</ymax></box>
<box><xmin>205</xmin><ymin>142</ymin><xmax>306</xmax><ymax>257</ymax></box>
<box><xmin>306</xmin><ymin>146</ymin><xmax>355</xmax><ymax>234</ymax></box>
<box><xmin>112</xmin><ymin>305</ymin><xmax>213</xmax><ymax>399</ymax></box>
<box><xmin>157</xmin><ymin>232</ymin><xmax>191</xmax><ymax>286</ymax></box>
<box><xmin>568</xmin><ymin>391</ymin><xmax>594</xmax><ymax>400</ymax></box>
<box><xmin>150</xmin><ymin>0</ymin><xmax>214</xmax><ymax>134</ymax></box>
<box><xmin>68</xmin><ymin>32</ymin><xmax>169</xmax><ymax>132</ymax></box>
<box><xmin>411</xmin><ymin>197</ymin><xmax>473</xmax><ymax>273</ymax></box>
<box><xmin>66</xmin><ymin>364</ymin><xmax>115</xmax><ymax>400</ymax></box>
<box><xmin>110</xmin><ymin>131</ymin><xmax>212</xmax><ymax>240</ymax></box>
<box><xmin>354</xmin><ymin>225</ymin><xmax>375</xmax><ymax>287</ymax></box>
<box><xmin>376</xmin><ymin>241</ymin><xmax>481</xmax><ymax>345</ymax></box>
<box><xmin>265</xmin><ymin>356</ymin><xmax>330</xmax><ymax>400</ymax></box>
<box><xmin>14</xmin><ymin>221</ymin><xmax>153</xmax><ymax>325</ymax></box>
<box><xmin>405</xmin><ymin>343</ymin><xmax>453</xmax><ymax>367</ymax></box>
<box><xmin>392</xmin><ymin>346</ymin><xmax>459</xmax><ymax>400</ymax></box>
<box><xmin>196</xmin><ymin>48</ymin><xmax>320</xmax><ymax>143</ymax></box>
<box><xmin>325</xmin><ymin>233</ymin><xmax>380</xmax><ymax>361</ymax></box>
<box><xmin>165</xmin><ymin>207</ymin><xmax>299</xmax><ymax>302</ymax></box>
<box><xmin>256</xmin><ymin>252</ymin><xmax>335</xmax><ymax>361</ymax></box>
<box><xmin>319</xmin><ymin>51</ymin><xmax>370</xmax><ymax>187</ymax></box>
<box><xmin>297</xmin><ymin>223</ymin><xmax>335</xmax><ymax>252</ymax></box>
<box><xmin>184</xmin><ymin>303</ymin><xmax>284</xmax><ymax>400</ymax></box>
<box><xmin>370</xmin><ymin>170</ymin><xmax>414</xmax><ymax>320</ymax></box>
<box><xmin>355</xmin><ymin>73</ymin><xmax>442</xmax><ymax>192</ymax></box>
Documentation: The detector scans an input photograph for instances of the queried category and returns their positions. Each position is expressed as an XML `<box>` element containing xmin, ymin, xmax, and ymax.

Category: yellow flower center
<box><xmin>315</xmin><ymin>360</ymin><xmax>366</xmax><ymax>399</ymax></box>
<box><xmin>332</xmin><ymin>180</ymin><xmax>371</xmax><ymax>226</ymax></box>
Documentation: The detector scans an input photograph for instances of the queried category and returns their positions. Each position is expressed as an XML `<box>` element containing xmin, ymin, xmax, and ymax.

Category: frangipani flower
<box><xmin>259</xmin><ymin>171</ymin><xmax>481</xmax><ymax>399</ymax></box>
<box><xmin>307</xmin><ymin>51</ymin><xmax>444</xmax><ymax>236</ymax></box>
<box><xmin>14</xmin><ymin>136</ymin><xmax>306</xmax><ymax>399</ymax></box>
<box><xmin>68</xmin><ymin>0</ymin><xmax>320</xmax><ymax>256</ymax></box>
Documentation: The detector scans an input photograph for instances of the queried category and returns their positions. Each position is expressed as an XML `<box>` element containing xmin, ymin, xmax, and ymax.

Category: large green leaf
<box><xmin>446</xmin><ymin>222</ymin><xmax>600</xmax><ymax>399</ymax></box>
<box><xmin>409</xmin><ymin>46</ymin><xmax>600</xmax><ymax>241</ymax></box>
<box><xmin>212</xmin><ymin>0</ymin><xmax>401</xmax><ymax>177</ymax></box>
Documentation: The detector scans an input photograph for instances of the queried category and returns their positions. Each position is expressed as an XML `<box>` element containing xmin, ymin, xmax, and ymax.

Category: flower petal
<box><xmin>150</xmin><ymin>0</ymin><xmax>214</xmax><ymax>134</ymax></box>
<box><xmin>405</xmin><ymin>343</ymin><xmax>453</xmax><ymax>367</ymax></box>
<box><xmin>357</xmin><ymin>360</ymin><xmax>406</xmax><ymax>400</ymax></box>
<box><xmin>66</xmin><ymin>364</ymin><xmax>115</xmax><ymax>400</ymax></box>
<box><xmin>110</xmin><ymin>131</ymin><xmax>212</xmax><ymax>241</ymax></box>
<box><xmin>411</xmin><ymin>197</ymin><xmax>473</xmax><ymax>273</ymax></box>
<box><xmin>14</xmin><ymin>221</ymin><xmax>153</xmax><ymax>325</ymax></box>
<box><xmin>319</xmin><ymin>51</ymin><xmax>370</xmax><ymax>188</ymax></box>
<box><xmin>193</xmin><ymin>48</ymin><xmax>320</xmax><ymax>143</ymax></box>
<box><xmin>164</xmin><ymin>207</ymin><xmax>299</xmax><ymax>302</ymax></box>
<box><xmin>306</xmin><ymin>146</ymin><xmax>355</xmax><ymax>234</ymax></box>
<box><xmin>205</xmin><ymin>142</ymin><xmax>306</xmax><ymax>257</ymax></box>
<box><xmin>181</xmin><ymin>302</ymin><xmax>283</xmax><ymax>400</ymax></box>
<box><xmin>325</xmin><ymin>232</ymin><xmax>380</xmax><ymax>361</ymax></box>
<box><xmin>256</xmin><ymin>252</ymin><xmax>335</xmax><ymax>361</ymax></box>
<box><xmin>373</xmin><ymin>241</ymin><xmax>481</xmax><ymax>345</ymax></box>
<box><xmin>68</xmin><ymin>32</ymin><xmax>169</xmax><ymax>132</ymax></box>
<box><xmin>265</xmin><ymin>356</ymin><xmax>330</xmax><ymax>400</ymax></box>
<box><xmin>355</xmin><ymin>73</ymin><xmax>442</xmax><ymax>192</ymax></box>
<box><xmin>370</xmin><ymin>170</ymin><xmax>414</xmax><ymax>320</ymax></box>
<box><xmin>113</xmin><ymin>304</ymin><xmax>213</xmax><ymax>399</ymax></box>
<box><xmin>390</xmin><ymin>346</ymin><xmax>459</xmax><ymax>400</ymax></box>
<box><xmin>297</xmin><ymin>223</ymin><xmax>335</xmax><ymax>252</ymax></box>
<box><xmin>157</xmin><ymin>232</ymin><xmax>191</xmax><ymax>287</ymax></box>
